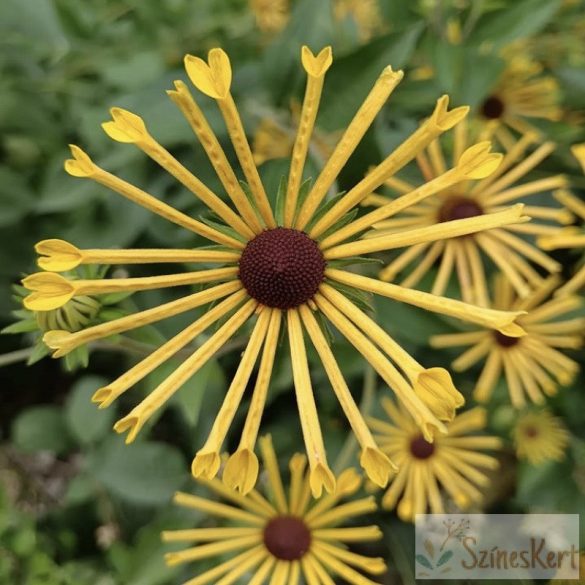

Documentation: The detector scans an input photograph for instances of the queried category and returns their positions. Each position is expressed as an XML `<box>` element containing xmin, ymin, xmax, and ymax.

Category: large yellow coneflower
<box><xmin>513</xmin><ymin>409</ymin><xmax>570</xmax><ymax>465</ymax></box>
<box><xmin>368</xmin><ymin>399</ymin><xmax>501</xmax><ymax>521</ymax></box>
<box><xmin>23</xmin><ymin>46</ymin><xmax>525</xmax><ymax>496</ymax></box>
<box><xmin>364</xmin><ymin>124</ymin><xmax>570</xmax><ymax>306</ymax></box>
<box><xmin>162</xmin><ymin>435</ymin><xmax>386</xmax><ymax>585</ymax></box>
<box><xmin>477</xmin><ymin>53</ymin><xmax>562</xmax><ymax>134</ymax></box>
<box><xmin>538</xmin><ymin>145</ymin><xmax>585</xmax><ymax>296</ymax></box>
<box><xmin>431</xmin><ymin>275</ymin><xmax>584</xmax><ymax>408</ymax></box>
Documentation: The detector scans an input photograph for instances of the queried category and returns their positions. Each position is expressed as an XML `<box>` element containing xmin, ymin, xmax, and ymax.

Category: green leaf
<box><xmin>318</xmin><ymin>24</ymin><xmax>424</xmax><ymax>129</ymax></box>
<box><xmin>12</xmin><ymin>405</ymin><xmax>74</xmax><ymax>455</ymax></box>
<box><xmin>65</xmin><ymin>375</ymin><xmax>117</xmax><ymax>445</ymax></box>
<box><xmin>88</xmin><ymin>437</ymin><xmax>187</xmax><ymax>506</ymax></box>
<box><xmin>415</xmin><ymin>554</ymin><xmax>434</xmax><ymax>570</ymax></box>
<box><xmin>431</xmin><ymin>42</ymin><xmax>506</xmax><ymax>108</ymax></box>
<box><xmin>1</xmin><ymin>319</ymin><xmax>38</xmax><ymax>334</ymax></box>
<box><xmin>473</xmin><ymin>0</ymin><xmax>562</xmax><ymax>47</ymax></box>
<box><xmin>437</xmin><ymin>550</ymin><xmax>453</xmax><ymax>567</ymax></box>
<box><xmin>274</xmin><ymin>175</ymin><xmax>288</xmax><ymax>226</ymax></box>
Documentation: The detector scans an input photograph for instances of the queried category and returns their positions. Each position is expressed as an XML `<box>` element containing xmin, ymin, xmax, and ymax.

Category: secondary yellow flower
<box><xmin>513</xmin><ymin>409</ymin><xmax>570</xmax><ymax>465</ymax></box>
<box><xmin>24</xmin><ymin>46</ymin><xmax>525</xmax><ymax>496</ymax></box>
<box><xmin>369</xmin><ymin>400</ymin><xmax>501</xmax><ymax>522</ymax></box>
<box><xmin>538</xmin><ymin>147</ymin><xmax>585</xmax><ymax>296</ymax></box>
<box><xmin>478</xmin><ymin>53</ymin><xmax>562</xmax><ymax>133</ymax></box>
<box><xmin>249</xmin><ymin>0</ymin><xmax>289</xmax><ymax>34</ymax></box>
<box><xmin>364</xmin><ymin>124</ymin><xmax>570</xmax><ymax>306</ymax></box>
<box><xmin>431</xmin><ymin>275</ymin><xmax>584</xmax><ymax>408</ymax></box>
<box><xmin>162</xmin><ymin>436</ymin><xmax>386</xmax><ymax>585</ymax></box>
<box><xmin>333</xmin><ymin>0</ymin><xmax>382</xmax><ymax>41</ymax></box>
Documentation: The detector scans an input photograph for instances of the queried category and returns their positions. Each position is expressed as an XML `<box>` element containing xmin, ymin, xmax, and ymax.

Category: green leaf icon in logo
<box><xmin>416</xmin><ymin>555</ymin><xmax>434</xmax><ymax>570</ymax></box>
<box><xmin>437</xmin><ymin>550</ymin><xmax>453</xmax><ymax>567</ymax></box>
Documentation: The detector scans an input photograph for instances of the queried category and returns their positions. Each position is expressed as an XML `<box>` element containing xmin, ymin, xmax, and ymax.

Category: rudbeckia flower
<box><xmin>24</xmin><ymin>46</ymin><xmax>525</xmax><ymax>496</ymax></box>
<box><xmin>431</xmin><ymin>275</ymin><xmax>584</xmax><ymax>408</ymax></box>
<box><xmin>538</xmin><ymin>146</ymin><xmax>585</xmax><ymax>296</ymax></box>
<box><xmin>368</xmin><ymin>399</ymin><xmax>501</xmax><ymax>521</ymax></box>
<box><xmin>513</xmin><ymin>409</ymin><xmax>570</xmax><ymax>465</ymax></box>
<box><xmin>364</xmin><ymin>123</ymin><xmax>570</xmax><ymax>306</ymax></box>
<box><xmin>162</xmin><ymin>435</ymin><xmax>386</xmax><ymax>585</ymax></box>
<box><xmin>478</xmin><ymin>53</ymin><xmax>562</xmax><ymax>133</ymax></box>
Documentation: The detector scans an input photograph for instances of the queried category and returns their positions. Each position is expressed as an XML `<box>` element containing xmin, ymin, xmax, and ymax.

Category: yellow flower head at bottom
<box><xmin>162</xmin><ymin>436</ymin><xmax>386</xmax><ymax>585</ymax></box>
<box><xmin>431</xmin><ymin>274</ymin><xmax>584</xmax><ymax>408</ymax></box>
<box><xmin>369</xmin><ymin>399</ymin><xmax>501</xmax><ymax>522</ymax></box>
<box><xmin>513</xmin><ymin>409</ymin><xmax>570</xmax><ymax>466</ymax></box>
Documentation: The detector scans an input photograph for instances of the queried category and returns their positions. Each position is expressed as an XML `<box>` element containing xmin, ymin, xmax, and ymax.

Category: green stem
<box><xmin>0</xmin><ymin>347</ymin><xmax>35</xmax><ymax>367</ymax></box>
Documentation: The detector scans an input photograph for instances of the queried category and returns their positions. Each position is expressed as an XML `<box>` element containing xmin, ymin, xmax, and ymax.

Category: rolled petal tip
<box><xmin>191</xmin><ymin>451</ymin><xmax>222</xmax><ymax>480</ymax></box>
<box><xmin>65</xmin><ymin>145</ymin><xmax>96</xmax><ymax>178</ymax></box>
<box><xmin>309</xmin><ymin>463</ymin><xmax>336</xmax><ymax>498</ymax></box>
<box><xmin>102</xmin><ymin>108</ymin><xmax>149</xmax><ymax>143</ymax></box>
<box><xmin>360</xmin><ymin>447</ymin><xmax>396</xmax><ymax>488</ymax></box>
<box><xmin>301</xmin><ymin>45</ymin><xmax>333</xmax><ymax>77</ymax></box>
<box><xmin>184</xmin><ymin>48</ymin><xmax>232</xmax><ymax>100</ymax></box>
<box><xmin>223</xmin><ymin>449</ymin><xmax>259</xmax><ymax>495</ymax></box>
<box><xmin>35</xmin><ymin>239</ymin><xmax>82</xmax><ymax>272</ymax></box>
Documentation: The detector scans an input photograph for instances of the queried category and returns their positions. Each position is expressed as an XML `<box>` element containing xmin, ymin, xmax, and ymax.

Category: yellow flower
<box><xmin>364</xmin><ymin>125</ymin><xmax>570</xmax><ymax>306</ymax></box>
<box><xmin>513</xmin><ymin>409</ymin><xmax>570</xmax><ymax>465</ymax></box>
<box><xmin>162</xmin><ymin>435</ymin><xmax>386</xmax><ymax>585</ymax></box>
<box><xmin>333</xmin><ymin>0</ymin><xmax>382</xmax><ymax>41</ymax></box>
<box><xmin>431</xmin><ymin>275</ymin><xmax>584</xmax><ymax>408</ymax></box>
<box><xmin>369</xmin><ymin>400</ymin><xmax>501</xmax><ymax>522</ymax></box>
<box><xmin>25</xmin><ymin>46</ymin><xmax>525</xmax><ymax>496</ymax></box>
<box><xmin>478</xmin><ymin>52</ymin><xmax>562</xmax><ymax>134</ymax></box>
<box><xmin>538</xmin><ymin>147</ymin><xmax>585</xmax><ymax>296</ymax></box>
<box><xmin>249</xmin><ymin>0</ymin><xmax>289</xmax><ymax>34</ymax></box>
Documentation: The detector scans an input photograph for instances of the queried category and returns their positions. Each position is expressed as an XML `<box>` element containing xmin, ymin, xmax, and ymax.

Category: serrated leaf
<box><xmin>318</xmin><ymin>208</ymin><xmax>358</xmax><ymax>241</ymax></box>
<box><xmin>305</xmin><ymin>192</ymin><xmax>346</xmax><ymax>232</ymax></box>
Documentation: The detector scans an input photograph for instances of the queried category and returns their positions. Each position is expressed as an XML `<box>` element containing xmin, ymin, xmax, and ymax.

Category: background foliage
<box><xmin>1</xmin><ymin>0</ymin><xmax>585</xmax><ymax>583</ymax></box>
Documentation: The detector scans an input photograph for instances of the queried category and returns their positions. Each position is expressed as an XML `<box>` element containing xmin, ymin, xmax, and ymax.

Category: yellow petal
<box><xmin>185</xmin><ymin>48</ymin><xmax>232</xmax><ymax>100</ymax></box>
<box><xmin>301</xmin><ymin>45</ymin><xmax>333</xmax><ymax>78</ymax></box>
<box><xmin>35</xmin><ymin>239</ymin><xmax>83</xmax><ymax>272</ymax></box>
<box><xmin>223</xmin><ymin>448</ymin><xmax>259</xmax><ymax>495</ymax></box>
<box><xmin>414</xmin><ymin>368</ymin><xmax>465</xmax><ymax>422</ymax></box>
<box><xmin>456</xmin><ymin>141</ymin><xmax>503</xmax><ymax>179</ymax></box>
<box><xmin>310</xmin><ymin>463</ymin><xmax>336</xmax><ymax>499</ymax></box>
<box><xmin>430</xmin><ymin>95</ymin><xmax>469</xmax><ymax>132</ymax></box>
<box><xmin>571</xmin><ymin>143</ymin><xmax>585</xmax><ymax>174</ymax></box>
<box><xmin>64</xmin><ymin>145</ymin><xmax>96</xmax><ymax>177</ymax></box>
<box><xmin>102</xmin><ymin>108</ymin><xmax>149</xmax><ymax>143</ymax></box>
<box><xmin>359</xmin><ymin>447</ymin><xmax>395</xmax><ymax>488</ymax></box>
<box><xmin>191</xmin><ymin>451</ymin><xmax>222</xmax><ymax>480</ymax></box>
<box><xmin>22</xmin><ymin>273</ymin><xmax>75</xmax><ymax>311</ymax></box>
<box><xmin>334</xmin><ymin>468</ymin><xmax>362</xmax><ymax>497</ymax></box>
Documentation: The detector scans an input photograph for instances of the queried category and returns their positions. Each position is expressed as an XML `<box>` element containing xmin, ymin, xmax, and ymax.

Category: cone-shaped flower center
<box><xmin>523</xmin><ymin>425</ymin><xmax>539</xmax><ymax>438</ymax></box>
<box><xmin>493</xmin><ymin>330</ymin><xmax>520</xmax><ymax>348</ymax></box>
<box><xmin>239</xmin><ymin>227</ymin><xmax>325</xmax><ymax>309</ymax></box>
<box><xmin>263</xmin><ymin>516</ymin><xmax>312</xmax><ymax>560</ymax></box>
<box><xmin>410</xmin><ymin>435</ymin><xmax>436</xmax><ymax>459</ymax></box>
<box><xmin>438</xmin><ymin>196</ymin><xmax>484</xmax><ymax>223</ymax></box>
<box><xmin>481</xmin><ymin>95</ymin><xmax>506</xmax><ymax>120</ymax></box>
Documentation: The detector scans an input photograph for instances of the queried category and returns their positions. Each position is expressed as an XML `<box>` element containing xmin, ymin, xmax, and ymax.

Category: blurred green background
<box><xmin>1</xmin><ymin>0</ymin><xmax>585</xmax><ymax>583</ymax></box>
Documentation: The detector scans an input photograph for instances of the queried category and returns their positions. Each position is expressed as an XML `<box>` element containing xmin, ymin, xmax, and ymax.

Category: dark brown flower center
<box><xmin>438</xmin><ymin>196</ymin><xmax>484</xmax><ymax>223</ymax></box>
<box><xmin>523</xmin><ymin>425</ymin><xmax>539</xmax><ymax>438</ymax></box>
<box><xmin>493</xmin><ymin>330</ymin><xmax>520</xmax><ymax>348</ymax></box>
<box><xmin>481</xmin><ymin>95</ymin><xmax>506</xmax><ymax>120</ymax></box>
<box><xmin>410</xmin><ymin>435</ymin><xmax>436</xmax><ymax>459</ymax></box>
<box><xmin>263</xmin><ymin>516</ymin><xmax>311</xmax><ymax>560</ymax></box>
<box><xmin>239</xmin><ymin>227</ymin><xmax>325</xmax><ymax>309</ymax></box>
